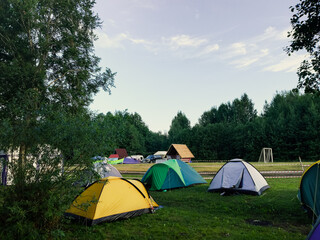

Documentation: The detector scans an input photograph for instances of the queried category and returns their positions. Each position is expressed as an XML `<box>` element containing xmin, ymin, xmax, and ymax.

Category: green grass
<box><xmin>63</xmin><ymin>178</ymin><xmax>312</xmax><ymax>240</ymax></box>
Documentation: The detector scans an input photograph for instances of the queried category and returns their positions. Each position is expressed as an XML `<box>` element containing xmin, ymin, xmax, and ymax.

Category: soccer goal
<box><xmin>258</xmin><ymin>148</ymin><xmax>273</xmax><ymax>163</ymax></box>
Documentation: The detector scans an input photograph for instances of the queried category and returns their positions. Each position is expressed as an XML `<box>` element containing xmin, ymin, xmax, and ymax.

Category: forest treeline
<box><xmin>1</xmin><ymin>1</ymin><xmax>318</xmax><ymax>237</ymax></box>
<box><xmin>96</xmin><ymin>92</ymin><xmax>320</xmax><ymax>162</ymax></box>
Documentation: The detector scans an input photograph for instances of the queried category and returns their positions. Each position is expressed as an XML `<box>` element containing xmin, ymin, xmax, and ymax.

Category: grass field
<box><xmin>63</xmin><ymin>164</ymin><xmax>314</xmax><ymax>240</ymax></box>
<box><xmin>114</xmin><ymin>162</ymin><xmax>313</xmax><ymax>173</ymax></box>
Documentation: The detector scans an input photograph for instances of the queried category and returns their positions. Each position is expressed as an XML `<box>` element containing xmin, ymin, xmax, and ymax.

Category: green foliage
<box><xmin>89</xmin><ymin>92</ymin><xmax>320</xmax><ymax>162</ymax></box>
<box><xmin>0</xmin><ymin>111</ymin><xmax>99</xmax><ymax>239</ymax></box>
<box><xmin>174</xmin><ymin>94</ymin><xmax>259</xmax><ymax>160</ymax></box>
<box><xmin>168</xmin><ymin>111</ymin><xmax>191</xmax><ymax>143</ymax></box>
<box><xmin>174</xmin><ymin>92</ymin><xmax>320</xmax><ymax>161</ymax></box>
<box><xmin>286</xmin><ymin>0</ymin><xmax>320</xmax><ymax>93</ymax></box>
<box><xmin>145</xmin><ymin>131</ymin><xmax>170</xmax><ymax>155</ymax></box>
<box><xmin>263</xmin><ymin>92</ymin><xmax>320</xmax><ymax>161</ymax></box>
<box><xmin>92</xmin><ymin>111</ymin><xmax>169</xmax><ymax>156</ymax></box>
<box><xmin>0</xmin><ymin>0</ymin><xmax>115</xmax><ymax>237</ymax></box>
<box><xmin>198</xmin><ymin>94</ymin><xmax>257</xmax><ymax>127</ymax></box>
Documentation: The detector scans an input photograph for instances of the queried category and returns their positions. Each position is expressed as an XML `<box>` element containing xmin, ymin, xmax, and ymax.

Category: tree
<box><xmin>198</xmin><ymin>107</ymin><xmax>219</xmax><ymax>126</ymax></box>
<box><xmin>0</xmin><ymin>0</ymin><xmax>115</xmax><ymax>237</ymax></box>
<box><xmin>168</xmin><ymin>111</ymin><xmax>191</xmax><ymax>143</ymax></box>
<box><xmin>263</xmin><ymin>92</ymin><xmax>320</xmax><ymax>161</ymax></box>
<box><xmin>198</xmin><ymin>94</ymin><xmax>257</xmax><ymax>126</ymax></box>
<box><xmin>92</xmin><ymin>111</ymin><xmax>168</xmax><ymax>157</ymax></box>
<box><xmin>145</xmin><ymin>131</ymin><xmax>170</xmax><ymax>155</ymax></box>
<box><xmin>0</xmin><ymin>0</ymin><xmax>115</xmax><ymax>180</ymax></box>
<box><xmin>286</xmin><ymin>0</ymin><xmax>320</xmax><ymax>93</ymax></box>
<box><xmin>231</xmin><ymin>94</ymin><xmax>257</xmax><ymax>124</ymax></box>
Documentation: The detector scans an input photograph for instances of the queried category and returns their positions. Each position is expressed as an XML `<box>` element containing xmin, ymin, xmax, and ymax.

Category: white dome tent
<box><xmin>74</xmin><ymin>159</ymin><xmax>122</xmax><ymax>187</ymax></box>
<box><xmin>208</xmin><ymin>159</ymin><xmax>269</xmax><ymax>195</ymax></box>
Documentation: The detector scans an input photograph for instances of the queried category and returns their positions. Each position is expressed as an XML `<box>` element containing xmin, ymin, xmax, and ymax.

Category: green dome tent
<box><xmin>298</xmin><ymin>160</ymin><xmax>320</xmax><ymax>218</ymax></box>
<box><xmin>141</xmin><ymin>159</ymin><xmax>206</xmax><ymax>190</ymax></box>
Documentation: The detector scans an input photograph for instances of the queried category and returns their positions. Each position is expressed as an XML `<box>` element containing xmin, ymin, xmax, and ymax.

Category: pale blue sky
<box><xmin>90</xmin><ymin>0</ymin><xmax>303</xmax><ymax>133</ymax></box>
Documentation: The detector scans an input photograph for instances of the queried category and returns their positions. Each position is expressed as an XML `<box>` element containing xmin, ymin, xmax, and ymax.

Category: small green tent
<box><xmin>298</xmin><ymin>160</ymin><xmax>320</xmax><ymax>218</ymax></box>
<box><xmin>108</xmin><ymin>158</ymin><xmax>124</xmax><ymax>165</ymax></box>
<box><xmin>141</xmin><ymin>159</ymin><xmax>206</xmax><ymax>190</ymax></box>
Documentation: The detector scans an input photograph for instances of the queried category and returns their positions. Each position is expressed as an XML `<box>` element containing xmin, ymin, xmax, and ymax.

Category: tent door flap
<box><xmin>222</xmin><ymin>168</ymin><xmax>244</xmax><ymax>189</ymax></box>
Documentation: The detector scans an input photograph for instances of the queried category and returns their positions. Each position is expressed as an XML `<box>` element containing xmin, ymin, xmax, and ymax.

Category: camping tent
<box><xmin>208</xmin><ymin>159</ymin><xmax>269</xmax><ymax>195</ymax></box>
<box><xmin>108</xmin><ymin>154</ymin><xmax>119</xmax><ymax>159</ymax></box>
<box><xmin>123</xmin><ymin>157</ymin><xmax>140</xmax><ymax>164</ymax></box>
<box><xmin>165</xmin><ymin>144</ymin><xmax>194</xmax><ymax>163</ymax></box>
<box><xmin>65</xmin><ymin>177</ymin><xmax>158</xmax><ymax>225</ymax></box>
<box><xmin>298</xmin><ymin>160</ymin><xmax>320</xmax><ymax>218</ymax></box>
<box><xmin>93</xmin><ymin>161</ymin><xmax>122</xmax><ymax>178</ymax></box>
<box><xmin>108</xmin><ymin>158</ymin><xmax>124</xmax><ymax>165</ymax></box>
<box><xmin>141</xmin><ymin>159</ymin><xmax>206</xmax><ymax>190</ymax></box>
<box><xmin>74</xmin><ymin>160</ymin><xmax>122</xmax><ymax>187</ymax></box>
<box><xmin>306</xmin><ymin>216</ymin><xmax>320</xmax><ymax>240</ymax></box>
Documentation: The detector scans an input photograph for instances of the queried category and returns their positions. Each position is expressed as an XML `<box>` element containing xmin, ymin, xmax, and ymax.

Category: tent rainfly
<box><xmin>298</xmin><ymin>160</ymin><xmax>320</xmax><ymax>218</ymax></box>
<box><xmin>92</xmin><ymin>161</ymin><xmax>122</xmax><ymax>178</ymax></box>
<box><xmin>208</xmin><ymin>159</ymin><xmax>270</xmax><ymax>195</ymax></box>
<box><xmin>141</xmin><ymin>159</ymin><xmax>206</xmax><ymax>190</ymax></box>
<box><xmin>108</xmin><ymin>158</ymin><xmax>124</xmax><ymax>165</ymax></box>
<box><xmin>306</xmin><ymin>216</ymin><xmax>320</xmax><ymax>240</ymax></box>
<box><xmin>73</xmin><ymin>160</ymin><xmax>122</xmax><ymax>187</ymax></box>
<box><xmin>123</xmin><ymin>157</ymin><xmax>140</xmax><ymax>164</ymax></box>
<box><xmin>166</xmin><ymin>144</ymin><xmax>194</xmax><ymax>163</ymax></box>
<box><xmin>65</xmin><ymin>177</ymin><xmax>158</xmax><ymax>225</ymax></box>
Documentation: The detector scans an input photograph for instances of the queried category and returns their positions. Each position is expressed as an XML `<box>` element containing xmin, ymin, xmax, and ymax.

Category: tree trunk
<box><xmin>17</xmin><ymin>143</ymin><xmax>26</xmax><ymax>188</ymax></box>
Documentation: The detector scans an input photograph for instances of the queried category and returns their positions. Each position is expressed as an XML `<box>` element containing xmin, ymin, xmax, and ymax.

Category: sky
<box><xmin>89</xmin><ymin>0</ymin><xmax>304</xmax><ymax>133</ymax></box>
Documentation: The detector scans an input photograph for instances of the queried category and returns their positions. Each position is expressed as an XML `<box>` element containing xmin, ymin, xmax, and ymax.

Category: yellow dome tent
<box><xmin>65</xmin><ymin>177</ymin><xmax>158</xmax><ymax>225</ymax></box>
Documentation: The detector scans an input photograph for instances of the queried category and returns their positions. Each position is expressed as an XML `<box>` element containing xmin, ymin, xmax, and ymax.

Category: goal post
<box><xmin>258</xmin><ymin>148</ymin><xmax>273</xmax><ymax>163</ymax></box>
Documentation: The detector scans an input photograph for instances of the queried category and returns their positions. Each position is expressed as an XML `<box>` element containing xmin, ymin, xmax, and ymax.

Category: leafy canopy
<box><xmin>286</xmin><ymin>0</ymin><xmax>320</xmax><ymax>93</ymax></box>
<box><xmin>0</xmin><ymin>0</ymin><xmax>115</xmax><ymax>238</ymax></box>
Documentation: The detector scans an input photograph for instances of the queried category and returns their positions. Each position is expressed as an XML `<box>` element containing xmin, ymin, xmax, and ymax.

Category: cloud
<box><xmin>156</xmin><ymin>34</ymin><xmax>221</xmax><ymax>59</ymax></box>
<box><xmin>202</xmin><ymin>44</ymin><xmax>220</xmax><ymax>54</ymax></box>
<box><xmin>222</xmin><ymin>42</ymin><xmax>252</xmax><ymax>62</ymax></box>
<box><xmin>263</xmin><ymin>53</ymin><xmax>306</xmax><ymax>72</ymax></box>
<box><xmin>219</xmin><ymin>26</ymin><xmax>297</xmax><ymax>71</ymax></box>
<box><xmin>230</xmin><ymin>48</ymin><xmax>270</xmax><ymax>69</ymax></box>
<box><xmin>94</xmin><ymin>31</ymin><xmax>126</xmax><ymax>49</ymax></box>
<box><xmin>231</xmin><ymin>42</ymin><xmax>247</xmax><ymax>55</ymax></box>
<box><xmin>221</xmin><ymin>42</ymin><xmax>251</xmax><ymax>60</ymax></box>
<box><xmin>94</xmin><ymin>31</ymin><xmax>217</xmax><ymax>59</ymax></box>
<box><xmin>94</xmin><ymin>25</ymin><xmax>297</xmax><ymax>73</ymax></box>
<box><xmin>163</xmin><ymin>34</ymin><xmax>208</xmax><ymax>49</ymax></box>
<box><xmin>258</xmin><ymin>26</ymin><xmax>277</xmax><ymax>41</ymax></box>
<box><xmin>127</xmin><ymin>36</ymin><xmax>152</xmax><ymax>45</ymax></box>
<box><xmin>254</xmin><ymin>26</ymin><xmax>290</xmax><ymax>42</ymax></box>
<box><xmin>94</xmin><ymin>31</ymin><xmax>152</xmax><ymax>50</ymax></box>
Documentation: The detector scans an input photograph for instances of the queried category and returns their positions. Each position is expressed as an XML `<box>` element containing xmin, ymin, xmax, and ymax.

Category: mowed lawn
<box><xmin>64</xmin><ymin>175</ymin><xmax>313</xmax><ymax>240</ymax></box>
<box><xmin>114</xmin><ymin>161</ymin><xmax>313</xmax><ymax>173</ymax></box>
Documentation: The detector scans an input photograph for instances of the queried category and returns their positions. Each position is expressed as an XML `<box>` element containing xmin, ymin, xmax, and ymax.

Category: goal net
<box><xmin>258</xmin><ymin>148</ymin><xmax>273</xmax><ymax>163</ymax></box>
